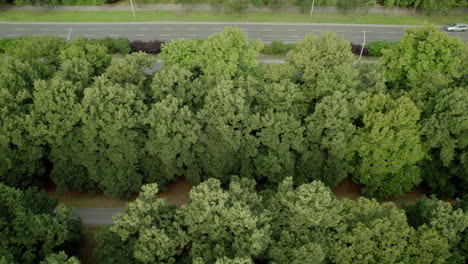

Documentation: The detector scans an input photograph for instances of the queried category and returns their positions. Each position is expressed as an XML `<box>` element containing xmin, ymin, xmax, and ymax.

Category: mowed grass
<box><xmin>1</xmin><ymin>10</ymin><xmax>466</xmax><ymax>24</ymax></box>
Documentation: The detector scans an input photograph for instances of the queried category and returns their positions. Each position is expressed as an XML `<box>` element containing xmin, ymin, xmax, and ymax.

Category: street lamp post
<box><xmin>310</xmin><ymin>0</ymin><xmax>316</xmax><ymax>16</ymax></box>
<box><xmin>130</xmin><ymin>0</ymin><xmax>136</xmax><ymax>20</ymax></box>
<box><xmin>359</xmin><ymin>31</ymin><xmax>366</xmax><ymax>61</ymax></box>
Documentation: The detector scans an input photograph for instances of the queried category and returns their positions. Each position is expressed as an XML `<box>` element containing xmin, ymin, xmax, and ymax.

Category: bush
<box><xmin>0</xmin><ymin>38</ymin><xmax>16</xmax><ymax>53</ymax></box>
<box><xmin>261</xmin><ymin>41</ymin><xmax>296</xmax><ymax>55</ymax></box>
<box><xmin>130</xmin><ymin>40</ymin><xmax>165</xmax><ymax>54</ymax></box>
<box><xmin>90</xmin><ymin>37</ymin><xmax>131</xmax><ymax>55</ymax></box>
<box><xmin>366</xmin><ymin>41</ymin><xmax>397</xmax><ymax>56</ymax></box>
<box><xmin>350</xmin><ymin>42</ymin><xmax>369</xmax><ymax>56</ymax></box>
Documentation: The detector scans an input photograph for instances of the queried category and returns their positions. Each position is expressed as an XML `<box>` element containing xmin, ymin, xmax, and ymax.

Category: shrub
<box><xmin>90</xmin><ymin>37</ymin><xmax>131</xmax><ymax>55</ymax></box>
<box><xmin>130</xmin><ymin>40</ymin><xmax>165</xmax><ymax>54</ymax></box>
<box><xmin>261</xmin><ymin>41</ymin><xmax>296</xmax><ymax>55</ymax></box>
<box><xmin>366</xmin><ymin>41</ymin><xmax>397</xmax><ymax>56</ymax></box>
<box><xmin>350</xmin><ymin>42</ymin><xmax>369</xmax><ymax>56</ymax></box>
<box><xmin>0</xmin><ymin>38</ymin><xmax>16</xmax><ymax>53</ymax></box>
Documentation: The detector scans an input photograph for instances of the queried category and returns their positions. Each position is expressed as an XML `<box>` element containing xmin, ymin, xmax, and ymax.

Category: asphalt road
<box><xmin>1</xmin><ymin>22</ymin><xmax>466</xmax><ymax>43</ymax></box>
<box><xmin>74</xmin><ymin>208</ymin><xmax>123</xmax><ymax>225</ymax></box>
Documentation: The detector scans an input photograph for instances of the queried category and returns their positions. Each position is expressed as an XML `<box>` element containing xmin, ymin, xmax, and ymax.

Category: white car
<box><xmin>445</xmin><ymin>23</ymin><xmax>468</xmax><ymax>32</ymax></box>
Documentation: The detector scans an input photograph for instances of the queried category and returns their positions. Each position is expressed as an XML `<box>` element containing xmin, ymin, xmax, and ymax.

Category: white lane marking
<box><xmin>164</xmin><ymin>28</ymin><xmax>173</xmax><ymax>30</ymax></box>
<box><xmin>138</xmin><ymin>28</ymin><xmax>148</xmax><ymax>31</ymax></box>
<box><xmin>186</xmin><ymin>34</ymin><xmax>197</xmax><ymax>37</ymax></box>
<box><xmin>160</xmin><ymin>34</ymin><xmax>171</xmax><ymax>36</ymax></box>
<box><xmin>211</xmin><ymin>28</ymin><xmax>222</xmax><ymax>30</ymax></box>
<box><xmin>311</xmin><ymin>30</ymin><xmax>321</xmax><ymax>32</ymax></box>
<box><xmin>263</xmin><ymin>35</ymin><xmax>275</xmax><ymax>37</ymax></box>
<box><xmin>108</xmin><ymin>35</ymin><xmax>121</xmax><ymax>37</ymax></box>
<box><xmin>84</xmin><ymin>35</ymin><xmax>94</xmax><ymax>37</ymax></box>
<box><xmin>7</xmin><ymin>34</ymin><xmax>18</xmax><ymax>37</ymax></box>
<box><xmin>136</xmin><ymin>34</ymin><xmax>145</xmax><ymax>37</ymax></box>
<box><xmin>16</xmin><ymin>28</ymin><xmax>24</xmax><ymax>31</ymax></box>
<box><xmin>188</xmin><ymin>28</ymin><xmax>198</xmax><ymax>31</ymax></box>
<box><xmin>240</xmin><ymin>28</ymin><xmax>247</xmax><ymax>31</ymax></box>
<box><xmin>262</xmin><ymin>29</ymin><xmax>273</xmax><ymax>31</ymax></box>
<box><xmin>88</xmin><ymin>28</ymin><xmax>97</xmax><ymax>31</ymax></box>
<box><xmin>67</xmin><ymin>27</ymin><xmax>72</xmax><ymax>41</ymax></box>
<box><xmin>288</xmin><ymin>35</ymin><xmax>301</xmax><ymax>38</ymax></box>
<box><xmin>40</xmin><ymin>28</ymin><xmax>49</xmax><ymax>31</ymax></box>
<box><xmin>379</xmin><ymin>37</ymin><xmax>393</xmax><ymax>39</ymax></box>
<box><xmin>287</xmin><ymin>29</ymin><xmax>297</xmax><ymax>31</ymax></box>
<box><xmin>387</xmin><ymin>31</ymin><xmax>398</xmax><ymax>33</ymax></box>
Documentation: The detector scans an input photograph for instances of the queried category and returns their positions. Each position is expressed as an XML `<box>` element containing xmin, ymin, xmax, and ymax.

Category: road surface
<box><xmin>1</xmin><ymin>22</ymin><xmax>466</xmax><ymax>43</ymax></box>
<box><xmin>74</xmin><ymin>208</ymin><xmax>123</xmax><ymax>225</ymax></box>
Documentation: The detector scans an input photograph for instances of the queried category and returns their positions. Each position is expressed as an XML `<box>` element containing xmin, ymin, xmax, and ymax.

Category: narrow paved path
<box><xmin>75</xmin><ymin>208</ymin><xmax>123</xmax><ymax>225</ymax></box>
<box><xmin>1</xmin><ymin>22</ymin><xmax>466</xmax><ymax>43</ymax></box>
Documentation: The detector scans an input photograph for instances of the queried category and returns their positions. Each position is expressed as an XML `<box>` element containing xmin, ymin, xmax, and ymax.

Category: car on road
<box><xmin>445</xmin><ymin>23</ymin><xmax>468</xmax><ymax>32</ymax></box>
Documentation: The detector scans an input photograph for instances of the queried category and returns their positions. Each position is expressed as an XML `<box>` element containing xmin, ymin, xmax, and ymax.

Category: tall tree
<box><xmin>421</xmin><ymin>87</ymin><xmax>468</xmax><ymax>197</ymax></box>
<box><xmin>355</xmin><ymin>94</ymin><xmax>426</xmax><ymax>198</ymax></box>
<box><xmin>177</xmin><ymin>177</ymin><xmax>271</xmax><ymax>262</ymax></box>
<box><xmin>79</xmin><ymin>77</ymin><xmax>147</xmax><ymax>198</ymax></box>
<box><xmin>287</xmin><ymin>32</ymin><xmax>358</xmax><ymax>107</ymax></box>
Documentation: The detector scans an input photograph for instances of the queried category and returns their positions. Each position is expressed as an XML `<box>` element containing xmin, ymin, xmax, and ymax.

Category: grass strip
<box><xmin>1</xmin><ymin>10</ymin><xmax>466</xmax><ymax>24</ymax></box>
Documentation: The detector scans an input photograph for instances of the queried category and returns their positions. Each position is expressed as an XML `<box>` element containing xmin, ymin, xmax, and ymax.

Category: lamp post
<box><xmin>130</xmin><ymin>0</ymin><xmax>136</xmax><ymax>20</ymax></box>
<box><xmin>310</xmin><ymin>0</ymin><xmax>316</xmax><ymax>16</ymax></box>
<box><xmin>359</xmin><ymin>31</ymin><xmax>366</xmax><ymax>61</ymax></box>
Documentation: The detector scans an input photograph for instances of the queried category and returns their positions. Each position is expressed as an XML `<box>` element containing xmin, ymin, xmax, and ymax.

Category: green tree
<box><xmin>336</xmin><ymin>0</ymin><xmax>357</xmax><ymax>12</ymax></box>
<box><xmin>381</xmin><ymin>25</ymin><xmax>467</xmax><ymax>111</ymax></box>
<box><xmin>103</xmin><ymin>52</ymin><xmax>153</xmax><ymax>89</ymax></box>
<box><xmin>298</xmin><ymin>91</ymin><xmax>365</xmax><ymax>187</ymax></box>
<box><xmin>267</xmin><ymin>178</ymin><xmax>342</xmax><ymax>264</ymax></box>
<box><xmin>421</xmin><ymin>87</ymin><xmax>468</xmax><ymax>197</ymax></box>
<box><xmin>177</xmin><ymin>177</ymin><xmax>271</xmax><ymax>262</ymax></box>
<box><xmin>355</xmin><ymin>94</ymin><xmax>426</xmax><ymax>198</ymax></box>
<box><xmin>60</xmin><ymin>37</ymin><xmax>111</xmax><ymax>76</ymax></box>
<box><xmin>94</xmin><ymin>184</ymin><xmax>187</xmax><ymax>264</ymax></box>
<box><xmin>144</xmin><ymin>96</ymin><xmax>201</xmax><ymax>187</ymax></box>
<box><xmin>39</xmin><ymin>252</ymin><xmax>80</xmax><ymax>264</ymax></box>
<box><xmin>224</xmin><ymin>0</ymin><xmax>250</xmax><ymax>13</ymax></box>
<box><xmin>294</xmin><ymin>0</ymin><xmax>328</xmax><ymax>13</ymax></box>
<box><xmin>0</xmin><ymin>56</ymin><xmax>45</xmax><ymax>188</ymax></box>
<box><xmin>79</xmin><ymin>77</ymin><xmax>147</xmax><ymax>198</ymax></box>
<box><xmin>0</xmin><ymin>184</ymin><xmax>81</xmax><ymax>264</ymax></box>
<box><xmin>287</xmin><ymin>32</ymin><xmax>358</xmax><ymax>107</ymax></box>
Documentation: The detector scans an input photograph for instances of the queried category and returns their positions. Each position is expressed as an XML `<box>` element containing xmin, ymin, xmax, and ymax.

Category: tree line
<box><xmin>95</xmin><ymin>178</ymin><xmax>468</xmax><ymax>263</ymax></box>
<box><xmin>9</xmin><ymin>0</ymin><xmax>468</xmax><ymax>14</ymax></box>
<box><xmin>0</xmin><ymin>26</ymin><xmax>467</xmax><ymax>200</ymax></box>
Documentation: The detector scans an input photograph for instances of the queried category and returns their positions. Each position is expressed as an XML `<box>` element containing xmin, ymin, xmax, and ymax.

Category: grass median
<box><xmin>1</xmin><ymin>10</ymin><xmax>466</xmax><ymax>24</ymax></box>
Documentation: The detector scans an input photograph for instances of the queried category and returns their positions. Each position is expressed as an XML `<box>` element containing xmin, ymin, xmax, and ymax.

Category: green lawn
<box><xmin>1</xmin><ymin>10</ymin><xmax>466</xmax><ymax>24</ymax></box>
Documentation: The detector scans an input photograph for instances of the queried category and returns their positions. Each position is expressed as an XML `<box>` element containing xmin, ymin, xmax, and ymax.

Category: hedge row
<box><xmin>0</xmin><ymin>36</ymin><xmax>396</xmax><ymax>57</ymax></box>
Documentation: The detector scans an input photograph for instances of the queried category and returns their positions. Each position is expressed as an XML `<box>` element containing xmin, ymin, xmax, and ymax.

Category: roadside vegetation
<box><xmin>1</xmin><ymin>25</ymin><xmax>467</xmax><ymax>263</ymax></box>
<box><xmin>1</xmin><ymin>10</ymin><xmax>466</xmax><ymax>23</ymax></box>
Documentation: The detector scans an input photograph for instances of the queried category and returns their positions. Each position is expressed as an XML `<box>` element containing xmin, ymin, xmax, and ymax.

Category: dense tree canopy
<box><xmin>94</xmin><ymin>178</ymin><xmax>467</xmax><ymax>263</ymax></box>
<box><xmin>0</xmin><ymin>184</ymin><xmax>81</xmax><ymax>264</ymax></box>
<box><xmin>0</xmin><ymin>26</ymin><xmax>466</xmax><ymax>200</ymax></box>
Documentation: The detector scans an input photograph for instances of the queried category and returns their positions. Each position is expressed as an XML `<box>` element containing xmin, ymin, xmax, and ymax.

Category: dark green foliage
<box><xmin>0</xmin><ymin>38</ymin><xmax>15</xmax><ymax>53</ymax></box>
<box><xmin>0</xmin><ymin>183</ymin><xmax>82</xmax><ymax>264</ymax></box>
<box><xmin>366</xmin><ymin>41</ymin><xmax>397</xmax><ymax>56</ymax></box>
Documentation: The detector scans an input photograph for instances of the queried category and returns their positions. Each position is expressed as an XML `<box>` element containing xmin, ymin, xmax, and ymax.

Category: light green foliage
<box><xmin>79</xmin><ymin>77</ymin><xmax>147</xmax><ymax>198</ymax></box>
<box><xmin>224</xmin><ymin>0</ymin><xmax>250</xmax><ymax>13</ymax></box>
<box><xmin>144</xmin><ymin>96</ymin><xmax>201</xmax><ymax>186</ymax></box>
<box><xmin>331</xmin><ymin>198</ymin><xmax>412</xmax><ymax>263</ymax></box>
<box><xmin>103</xmin><ymin>52</ymin><xmax>153</xmax><ymax>88</ymax></box>
<box><xmin>422</xmin><ymin>87</ymin><xmax>468</xmax><ymax>197</ymax></box>
<box><xmin>55</xmin><ymin>58</ymin><xmax>94</xmax><ymax>88</ymax></box>
<box><xmin>381</xmin><ymin>25</ymin><xmax>467</xmax><ymax>108</ymax></box>
<box><xmin>253</xmin><ymin>110</ymin><xmax>305</xmax><ymax>185</ymax></box>
<box><xmin>161</xmin><ymin>27</ymin><xmax>262</xmax><ymax>80</ymax></box>
<box><xmin>299</xmin><ymin>91</ymin><xmax>365</xmax><ymax>186</ymax></box>
<box><xmin>0</xmin><ymin>56</ymin><xmax>44</xmax><ymax>188</ymax></box>
<box><xmin>3</xmin><ymin>36</ymin><xmax>65</xmax><ymax>75</ymax></box>
<box><xmin>213</xmin><ymin>257</ymin><xmax>254</xmax><ymax>264</ymax></box>
<box><xmin>59</xmin><ymin>37</ymin><xmax>111</xmax><ymax>76</ymax></box>
<box><xmin>177</xmin><ymin>177</ymin><xmax>271</xmax><ymax>262</ymax></box>
<box><xmin>254</xmin><ymin>79</ymin><xmax>308</xmax><ymax>119</ymax></box>
<box><xmin>287</xmin><ymin>32</ymin><xmax>358</xmax><ymax>105</ymax></box>
<box><xmin>39</xmin><ymin>252</ymin><xmax>80</xmax><ymax>264</ymax></box>
<box><xmin>265</xmin><ymin>0</ymin><xmax>293</xmax><ymax>9</ymax></box>
<box><xmin>0</xmin><ymin>184</ymin><xmax>81</xmax><ymax>264</ymax></box>
<box><xmin>355</xmin><ymin>94</ymin><xmax>425</xmax><ymax>198</ymax></box>
<box><xmin>267</xmin><ymin>178</ymin><xmax>341</xmax><ymax>263</ymax></box>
